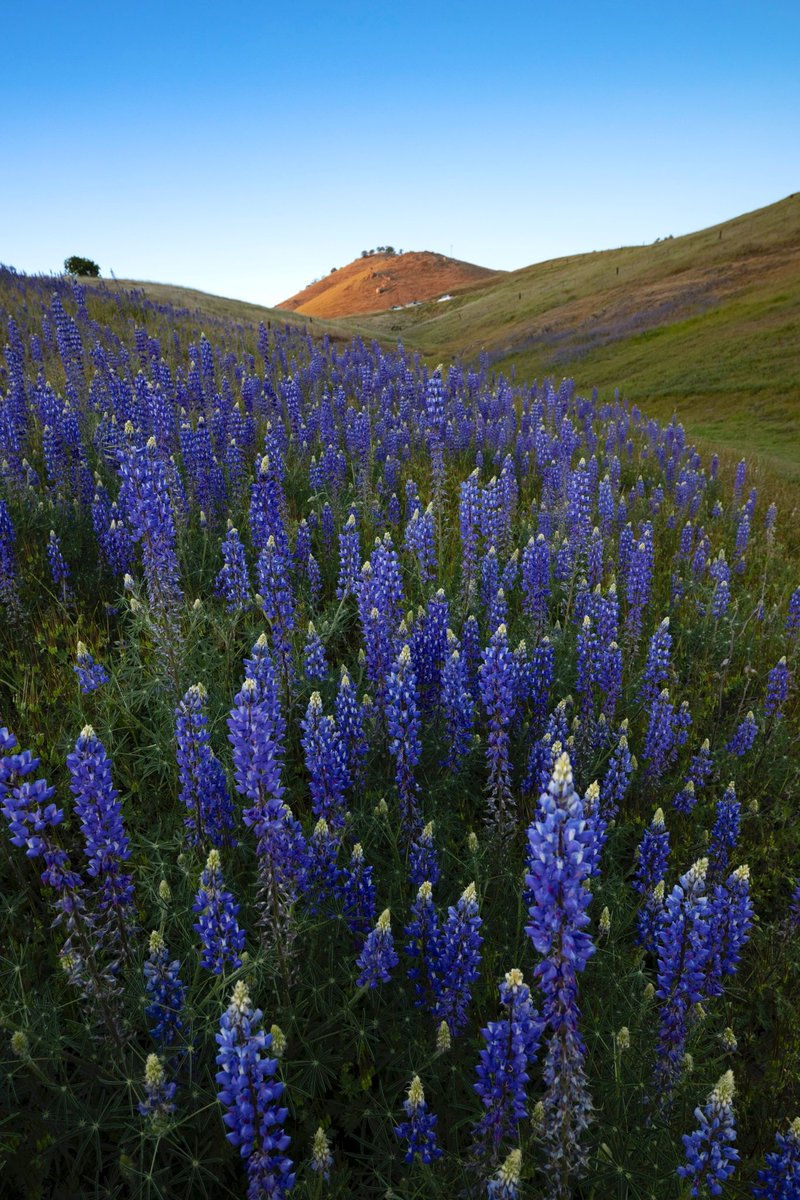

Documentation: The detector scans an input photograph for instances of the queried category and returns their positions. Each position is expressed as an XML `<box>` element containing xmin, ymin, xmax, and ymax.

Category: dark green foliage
<box><xmin>64</xmin><ymin>256</ymin><xmax>100</xmax><ymax>278</ymax></box>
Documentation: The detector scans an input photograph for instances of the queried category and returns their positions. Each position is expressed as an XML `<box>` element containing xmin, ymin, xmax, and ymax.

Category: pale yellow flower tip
<box><xmin>149</xmin><ymin>930</ymin><xmax>166</xmax><ymax>954</ymax></box>
<box><xmin>498</xmin><ymin>1148</ymin><xmax>522</xmax><ymax>1186</ymax></box>
<box><xmin>231</xmin><ymin>979</ymin><xmax>251</xmax><ymax>1013</ymax></box>
<box><xmin>377</xmin><ymin>909</ymin><xmax>391</xmax><ymax>933</ymax></box>
<box><xmin>144</xmin><ymin>1053</ymin><xmax>165</xmax><ymax>1086</ymax></box>
<box><xmin>712</xmin><ymin>1070</ymin><xmax>735</xmax><ymax>1106</ymax></box>
<box><xmin>553</xmin><ymin>751</ymin><xmax>573</xmax><ymax>786</ymax></box>
<box><xmin>407</xmin><ymin>1075</ymin><xmax>425</xmax><ymax>1108</ymax></box>
<box><xmin>10</xmin><ymin>1030</ymin><xmax>29</xmax><ymax>1058</ymax></box>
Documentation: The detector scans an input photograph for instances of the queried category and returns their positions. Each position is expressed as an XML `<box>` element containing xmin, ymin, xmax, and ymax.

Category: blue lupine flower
<box><xmin>686</xmin><ymin>737</ymin><xmax>714</xmax><ymax>794</ymax></box>
<box><xmin>341</xmin><ymin>842</ymin><xmax>376</xmax><ymax>938</ymax></box>
<box><xmin>405</xmin><ymin>504</ymin><xmax>438</xmax><ymax>582</ymax></box>
<box><xmin>144</xmin><ymin>930</ymin><xmax>187</xmax><ymax>1046</ymax></box>
<box><xmin>356</xmin><ymin>909</ymin><xmax>399</xmax><ymax>988</ymax></box>
<box><xmin>394</xmin><ymin>1075</ymin><xmax>442</xmax><ymax>1164</ymax></box>
<box><xmin>0</xmin><ymin>500</ymin><xmax>23</xmax><ymax>619</ymax></box>
<box><xmin>638</xmin><ymin>618</ymin><xmax>671</xmax><ymax>709</ymax></box>
<box><xmin>371</xmin><ymin>532</ymin><xmax>404</xmax><ymax>627</ymax></box>
<box><xmin>765</xmin><ymin>657</ymin><xmax>789</xmax><ymax>722</ymax></box>
<box><xmin>215</xmin><ymin>525</ymin><xmax>251</xmax><ymax>611</ymax></box>
<box><xmin>215</xmin><ymin>980</ymin><xmax>294</xmax><ymax>1197</ymax></box>
<box><xmin>301</xmin><ymin>692</ymin><xmax>349</xmax><ymax>828</ymax></box>
<box><xmin>726</xmin><ymin>711</ymin><xmax>757</xmax><ymax>757</ymax></box>
<box><xmin>139</xmin><ymin>1053</ymin><xmax>177</xmax><ymax>1123</ymax></box>
<box><xmin>752</xmin><ymin>1116</ymin><xmax>800</xmax><ymax>1199</ymax></box>
<box><xmin>117</xmin><ymin>427</ymin><xmax>183</xmax><ymax>622</ymax></box>
<box><xmin>304</xmin><ymin>818</ymin><xmax>342</xmax><ymax>916</ymax></box>
<box><xmin>487</xmin><ymin>1148</ymin><xmax>523</xmax><ymax>1199</ymax></box>
<box><xmin>525</xmin><ymin>752</ymin><xmax>595</xmax><ymax>1186</ymax></box>
<box><xmin>789</xmin><ymin>880</ymin><xmax>800</xmax><ymax>928</ymax></box>
<box><xmin>459</xmin><ymin>470</ymin><xmax>481</xmax><ymax>604</ymax></box>
<box><xmin>334</xmin><ymin>669</ymin><xmax>368</xmax><ymax>787</ymax></box>
<box><xmin>74</xmin><ymin>641</ymin><xmax>109</xmax><ymax>694</ymax></box>
<box><xmin>256</xmin><ymin>535</ymin><xmax>296</xmax><ymax>687</ymax></box>
<box><xmin>521</xmin><ymin>533</ymin><xmax>551</xmax><ymax>623</ymax></box>
<box><xmin>47</xmin><ymin>529</ymin><xmax>74</xmax><ymax>603</ymax></box>
<box><xmin>1</xmin><ymin>729</ymin><xmax>108</xmax><ymax>1002</ymax></box>
<box><xmin>472</xmin><ymin>969</ymin><xmax>543</xmax><ymax>1162</ymax></box>
<box><xmin>600</xmin><ymin>725</ymin><xmax>632</xmax><ymax>820</ymax></box>
<box><xmin>302</xmin><ymin>622</ymin><xmax>329</xmax><ymax>682</ymax></box>
<box><xmin>654</xmin><ymin>859</ymin><xmax>711</xmax><ymax>1096</ymax></box>
<box><xmin>336</xmin><ymin>513</ymin><xmax>361</xmax><ymax>600</ymax></box>
<box><xmin>409</xmin><ymin>821</ymin><xmax>441</xmax><ymax>891</ymax></box>
<box><xmin>677</xmin><ymin>1071</ymin><xmax>738</xmax><ymax>1197</ymax></box>
<box><xmin>705</xmin><ymin>865</ymin><xmax>753</xmax><ymax>999</ymax></box>
<box><xmin>310</xmin><ymin>1126</ymin><xmax>334</xmax><ymax>1181</ymax></box>
<box><xmin>386</xmin><ymin>644</ymin><xmax>423</xmax><ymax>837</ymax></box>
<box><xmin>357</xmin><ymin>570</ymin><xmax>393</xmax><ymax>705</ymax></box>
<box><xmin>176</xmin><ymin>684</ymin><xmax>236</xmax><ymax>848</ymax></box>
<box><xmin>66</xmin><ymin>725</ymin><xmax>135</xmax><ymax>955</ymax></box>
<box><xmin>193</xmin><ymin>849</ymin><xmax>246</xmax><ymax>974</ymax></box>
<box><xmin>633</xmin><ymin>807</ymin><xmax>669</xmax><ymax>948</ymax></box>
<box><xmin>440</xmin><ymin>645</ymin><xmax>474</xmax><ymax>770</ymax></box>
<box><xmin>404</xmin><ymin>881</ymin><xmax>443</xmax><ymax>1009</ymax></box>
<box><xmin>479</xmin><ymin>625</ymin><xmax>516</xmax><ymax>838</ymax></box>
<box><xmin>228</xmin><ymin>677</ymin><xmax>306</xmax><ymax>948</ymax></box>
<box><xmin>672</xmin><ymin>780</ymin><xmax>697</xmax><ymax>815</ymax></box>
<box><xmin>787</xmin><ymin>587</ymin><xmax>800</xmax><ymax>637</ymax></box>
<box><xmin>643</xmin><ymin>689</ymin><xmax>690</xmax><ymax>779</ymax></box>
<box><xmin>625</xmin><ymin>525</ymin><xmax>654</xmax><ymax>637</ymax></box>
<box><xmin>434</xmin><ymin>882</ymin><xmax>483</xmax><ymax>1036</ymax></box>
<box><xmin>709</xmin><ymin>782</ymin><xmax>740</xmax><ymax>877</ymax></box>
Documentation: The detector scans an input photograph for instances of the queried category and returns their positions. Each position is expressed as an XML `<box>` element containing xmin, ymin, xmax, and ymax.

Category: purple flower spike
<box><xmin>395</xmin><ymin>1076</ymin><xmax>442</xmax><ymax>1164</ymax></box>
<box><xmin>678</xmin><ymin>1071</ymin><xmax>738</xmax><ymax>1197</ymax></box>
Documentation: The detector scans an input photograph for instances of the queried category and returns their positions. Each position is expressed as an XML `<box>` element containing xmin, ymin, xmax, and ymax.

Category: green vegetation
<box><xmin>64</xmin><ymin>255</ymin><xmax>100</xmax><ymax>277</ymax></box>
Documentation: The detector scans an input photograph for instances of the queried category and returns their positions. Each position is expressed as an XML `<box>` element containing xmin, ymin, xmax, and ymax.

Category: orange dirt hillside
<box><xmin>278</xmin><ymin>251</ymin><xmax>504</xmax><ymax>318</ymax></box>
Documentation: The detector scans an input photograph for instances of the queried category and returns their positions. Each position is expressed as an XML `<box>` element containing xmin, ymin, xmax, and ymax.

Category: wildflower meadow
<box><xmin>1</xmin><ymin>267</ymin><xmax>799</xmax><ymax>1199</ymax></box>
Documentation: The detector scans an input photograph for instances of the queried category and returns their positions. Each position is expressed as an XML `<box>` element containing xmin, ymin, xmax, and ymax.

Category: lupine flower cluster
<box><xmin>1</xmin><ymin>271</ymin><xmax>798</xmax><ymax>1199</ymax></box>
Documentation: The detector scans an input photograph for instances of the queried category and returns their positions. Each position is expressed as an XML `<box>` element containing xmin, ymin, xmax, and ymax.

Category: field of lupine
<box><xmin>1</xmin><ymin>266</ymin><xmax>799</xmax><ymax>1200</ymax></box>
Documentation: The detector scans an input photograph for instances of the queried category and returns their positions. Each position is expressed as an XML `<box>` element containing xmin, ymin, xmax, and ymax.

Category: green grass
<box><xmin>84</xmin><ymin>194</ymin><xmax>800</xmax><ymax>483</ymax></box>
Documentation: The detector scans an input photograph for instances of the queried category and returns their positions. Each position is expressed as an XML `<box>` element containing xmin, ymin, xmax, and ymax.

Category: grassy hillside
<box><xmin>82</xmin><ymin>277</ymin><xmax>356</xmax><ymax>342</ymax></box>
<box><xmin>348</xmin><ymin>194</ymin><xmax>800</xmax><ymax>474</ymax></box>
<box><xmin>55</xmin><ymin>194</ymin><xmax>800</xmax><ymax>479</ymax></box>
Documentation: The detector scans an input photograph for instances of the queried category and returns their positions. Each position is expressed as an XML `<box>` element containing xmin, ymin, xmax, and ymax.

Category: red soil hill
<box><xmin>278</xmin><ymin>251</ymin><xmax>502</xmax><ymax>318</ymax></box>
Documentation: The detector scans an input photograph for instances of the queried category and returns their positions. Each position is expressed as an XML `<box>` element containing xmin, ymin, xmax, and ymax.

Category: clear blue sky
<box><xmin>2</xmin><ymin>2</ymin><xmax>798</xmax><ymax>306</ymax></box>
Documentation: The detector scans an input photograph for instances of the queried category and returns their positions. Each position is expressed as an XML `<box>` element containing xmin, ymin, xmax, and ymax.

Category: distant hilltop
<box><xmin>278</xmin><ymin>250</ymin><xmax>503</xmax><ymax>318</ymax></box>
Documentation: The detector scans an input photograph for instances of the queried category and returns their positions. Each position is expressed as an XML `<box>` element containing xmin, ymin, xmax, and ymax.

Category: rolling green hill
<box><xmin>67</xmin><ymin>194</ymin><xmax>800</xmax><ymax>480</ymax></box>
<box><xmin>347</xmin><ymin>194</ymin><xmax>800</xmax><ymax>476</ymax></box>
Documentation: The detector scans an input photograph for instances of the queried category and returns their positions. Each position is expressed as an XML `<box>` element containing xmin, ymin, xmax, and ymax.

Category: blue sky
<box><xmin>2</xmin><ymin>2</ymin><xmax>798</xmax><ymax>306</ymax></box>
